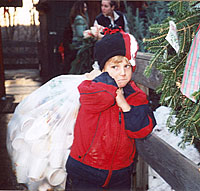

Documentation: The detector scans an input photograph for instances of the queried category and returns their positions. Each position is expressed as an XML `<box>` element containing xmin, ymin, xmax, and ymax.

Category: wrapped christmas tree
<box><xmin>69</xmin><ymin>24</ymin><xmax>104</xmax><ymax>74</ymax></box>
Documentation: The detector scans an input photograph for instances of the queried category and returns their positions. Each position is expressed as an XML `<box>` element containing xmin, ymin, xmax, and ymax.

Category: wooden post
<box><xmin>136</xmin><ymin>134</ymin><xmax>200</xmax><ymax>190</ymax></box>
<box><xmin>132</xmin><ymin>52</ymin><xmax>162</xmax><ymax>191</ymax></box>
<box><xmin>132</xmin><ymin>155</ymin><xmax>149</xmax><ymax>191</ymax></box>
<box><xmin>38</xmin><ymin>12</ymin><xmax>49</xmax><ymax>80</ymax></box>
<box><xmin>132</xmin><ymin>84</ymin><xmax>149</xmax><ymax>191</ymax></box>
<box><xmin>0</xmin><ymin>26</ymin><xmax>5</xmax><ymax>98</ymax></box>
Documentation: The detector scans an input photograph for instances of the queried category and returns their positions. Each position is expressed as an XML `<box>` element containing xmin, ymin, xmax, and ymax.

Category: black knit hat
<box><xmin>94</xmin><ymin>29</ymin><xmax>138</xmax><ymax>71</ymax></box>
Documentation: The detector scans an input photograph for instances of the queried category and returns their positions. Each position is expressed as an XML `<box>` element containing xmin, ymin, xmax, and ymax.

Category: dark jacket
<box><xmin>95</xmin><ymin>11</ymin><xmax>125</xmax><ymax>30</ymax></box>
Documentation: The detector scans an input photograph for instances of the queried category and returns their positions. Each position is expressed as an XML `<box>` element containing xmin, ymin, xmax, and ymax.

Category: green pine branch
<box><xmin>144</xmin><ymin>1</ymin><xmax>200</xmax><ymax>146</ymax></box>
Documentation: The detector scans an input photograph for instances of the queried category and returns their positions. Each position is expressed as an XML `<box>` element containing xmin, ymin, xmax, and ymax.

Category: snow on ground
<box><xmin>148</xmin><ymin>106</ymin><xmax>200</xmax><ymax>191</ymax></box>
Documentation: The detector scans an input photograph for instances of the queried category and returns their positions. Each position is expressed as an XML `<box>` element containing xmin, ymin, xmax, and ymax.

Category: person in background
<box><xmin>94</xmin><ymin>0</ymin><xmax>129</xmax><ymax>33</ymax></box>
<box><xmin>65</xmin><ymin>28</ymin><xmax>156</xmax><ymax>191</ymax></box>
<box><xmin>70</xmin><ymin>0</ymin><xmax>89</xmax><ymax>49</ymax></box>
<box><xmin>61</xmin><ymin>0</ymin><xmax>89</xmax><ymax>73</ymax></box>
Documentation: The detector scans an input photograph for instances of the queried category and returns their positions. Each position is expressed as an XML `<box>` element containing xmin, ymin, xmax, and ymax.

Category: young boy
<box><xmin>65</xmin><ymin>29</ymin><xmax>156</xmax><ymax>191</ymax></box>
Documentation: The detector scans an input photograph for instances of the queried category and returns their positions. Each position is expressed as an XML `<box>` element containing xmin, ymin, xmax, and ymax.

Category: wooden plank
<box><xmin>0</xmin><ymin>101</ymin><xmax>18</xmax><ymax>113</ymax></box>
<box><xmin>39</xmin><ymin>0</ymin><xmax>47</xmax><ymax>3</ymax></box>
<box><xmin>133</xmin><ymin>84</ymin><xmax>149</xmax><ymax>191</ymax></box>
<box><xmin>38</xmin><ymin>14</ymin><xmax>50</xmax><ymax>78</ymax></box>
<box><xmin>135</xmin><ymin>133</ymin><xmax>200</xmax><ymax>191</ymax></box>
<box><xmin>134</xmin><ymin>52</ymin><xmax>163</xmax><ymax>90</ymax></box>
<box><xmin>2</xmin><ymin>40</ymin><xmax>38</xmax><ymax>62</ymax></box>
<box><xmin>3</xmin><ymin>52</ymin><xmax>38</xmax><ymax>59</ymax></box>
<box><xmin>0</xmin><ymin>0</ymin><xmax>22</xmax><ymax>7</ymax></box>
<box><xmin>0</xmin><ymin>27</ymin><xmax>5</xmax><ymax>97</ymax></box>
<box><xmin>132</xmin><ymin>155</ymin><xmax>148</xmax><ymax>191</ymax></box>
<box><xmin>2</xmin><ymin>41</ymin><xmax>38</xmax><ymax>47</ymax></box>
<box><xmin>4</xmin><ymin>63</ymin><xmax>39</xmax><ymax>69</ymax></box>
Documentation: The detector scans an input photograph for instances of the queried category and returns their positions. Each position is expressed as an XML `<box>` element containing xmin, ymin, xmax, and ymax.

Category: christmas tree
<box><xmin>124</xmin><ymin>1</ymin><xmax>170</xmax><ymax>52</ymax></box>
<box><xmin>143</xmin><ymin>1</ymin><xmax>200</xmax><ymax>147</ymax></box>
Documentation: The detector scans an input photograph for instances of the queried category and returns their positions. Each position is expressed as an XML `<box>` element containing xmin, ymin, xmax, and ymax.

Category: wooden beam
<box><xmin>135</xmin><ymin>133</ymin><xmax>200</xmax><ymax>190</ymax></box>
<box><xmin>0</xmin><ymin>0</ymin><xmax>22</xmax><ymax>7</ymax></box>
<box><xmin>134</xmin><ymin>52</ymin><xmax>163</xmax><ymax>90</ymax></box>
<box><xmin>132</xmin><ymin>84</ymin><xmax>149</xmax><ymax>191</ymax></box>
<box><xmin>132</xmin><ymin>155</ymin><xmax>148</xmax><ymax>191</ymax></box>
<box><xmin>3</xmin><ymin>53</ymin><xmax>38</xmax><ymax>59</ymax></box>
<box><xmin>3</xmin><ymin>41</ymin><xmax>38</xmax><ymax>47</ymax></box>
<box><xmin>0</xmin><ymin>27</ymin><xmax>5</xmax><ymax>98</ymax></box>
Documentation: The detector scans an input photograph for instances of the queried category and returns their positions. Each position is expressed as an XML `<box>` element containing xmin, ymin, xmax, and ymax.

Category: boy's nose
<box><xmin>120</xmin><ymin>68</ymin><xmax>125</xmax><ymax>76</ymax></box>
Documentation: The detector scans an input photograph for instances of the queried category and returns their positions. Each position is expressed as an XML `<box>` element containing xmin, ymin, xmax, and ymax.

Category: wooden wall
<box><xmin>87</xmin><ymin>1</ymin><xmax>101</xmax><ymax>26</ymax></box>
<box><xmin>0</xmin><ymin>27</ymin><xmax>5</xmax><ymax>98</ymax></box>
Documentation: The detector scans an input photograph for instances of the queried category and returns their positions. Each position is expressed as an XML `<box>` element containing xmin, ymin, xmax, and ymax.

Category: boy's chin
<box><xmin>117</xmin><ymin>82</ymin><xmax>128</xmax><ymax>88</ymax></box>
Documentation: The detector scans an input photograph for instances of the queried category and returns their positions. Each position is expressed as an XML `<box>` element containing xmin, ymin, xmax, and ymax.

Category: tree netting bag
<box><xmin>7</xmin><ymin>74</ymin><xmax>87</xmax><ymax>190</ymax></box>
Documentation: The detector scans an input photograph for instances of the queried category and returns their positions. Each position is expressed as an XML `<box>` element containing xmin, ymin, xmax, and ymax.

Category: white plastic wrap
<box><xmin>7</xmin><ymin>74</ymin><xmax>87</xmax><ymax>190</ymax></box>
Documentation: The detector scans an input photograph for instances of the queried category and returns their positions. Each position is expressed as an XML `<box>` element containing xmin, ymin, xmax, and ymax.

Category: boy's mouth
<box><xmin>118</xmin><ymin>79</ymin><xmax>127</xmax><ymax>82</ymax></box>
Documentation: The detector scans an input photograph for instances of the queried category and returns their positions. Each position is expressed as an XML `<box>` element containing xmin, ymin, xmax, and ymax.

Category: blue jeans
<box><xmin>65</xmin><ymin>156</ymin><xmax>133</xmax><ymax>191</ymax></box>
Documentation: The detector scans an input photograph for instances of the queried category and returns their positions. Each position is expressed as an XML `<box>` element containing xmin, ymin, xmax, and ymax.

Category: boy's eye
<box><xmin>125</xmin><ymin>65</ymin><xmax>131</xmax><ymax>69</ymax></box>
<box><xmin>111</xmin><ymin>65</ymin><xmax>118</xmax><ymax>69</ymax></box>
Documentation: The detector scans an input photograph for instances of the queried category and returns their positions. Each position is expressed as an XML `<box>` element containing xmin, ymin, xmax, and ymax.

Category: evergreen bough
<box><xmin>124</xmin><ymin>1</ymin><xmax>170</xmax><ymax>52</ymax></box>
<box><xmin>69</xmin><ymin>37</ymin><xmax>96</xmax><ymax>74</ymax></box>
<box><xmin>144</xmin><ymin>1</ymin><xmax>200</xmax><ymax>147</ymax></box>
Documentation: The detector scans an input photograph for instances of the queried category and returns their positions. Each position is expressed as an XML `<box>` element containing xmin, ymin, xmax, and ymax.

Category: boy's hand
<box><xmin>116</xmin><ymin>88</ymin><xmax>131</xmax><ymax>112</ymax></box>
<box><xmin>85</xmin><ymin>69</ymin><xmax>102</xmax><ymax>80</ymax></box>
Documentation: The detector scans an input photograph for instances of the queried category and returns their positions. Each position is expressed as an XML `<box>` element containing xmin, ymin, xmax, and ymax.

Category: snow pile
<box><xmin>148</xmin><ymin>106</ymin><xmax>200</xmax><ymax>191</ymax></box>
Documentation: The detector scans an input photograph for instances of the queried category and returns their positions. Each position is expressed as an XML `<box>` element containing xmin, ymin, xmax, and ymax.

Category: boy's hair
<box><xmin>105</xmin><ymin>55</ymin><xmax>129</xmax><ymax>66</ymax></box>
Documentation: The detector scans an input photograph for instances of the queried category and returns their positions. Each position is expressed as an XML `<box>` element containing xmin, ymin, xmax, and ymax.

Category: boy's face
<box><xmin>103</xmin><ymin>57</ymin><xmax>132</xmax><ymax>88</ymax></box>
<box><xmin>101</xmin><ymin>0</ymin><xmax>114</xmax><ymax>17</ymax></box>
